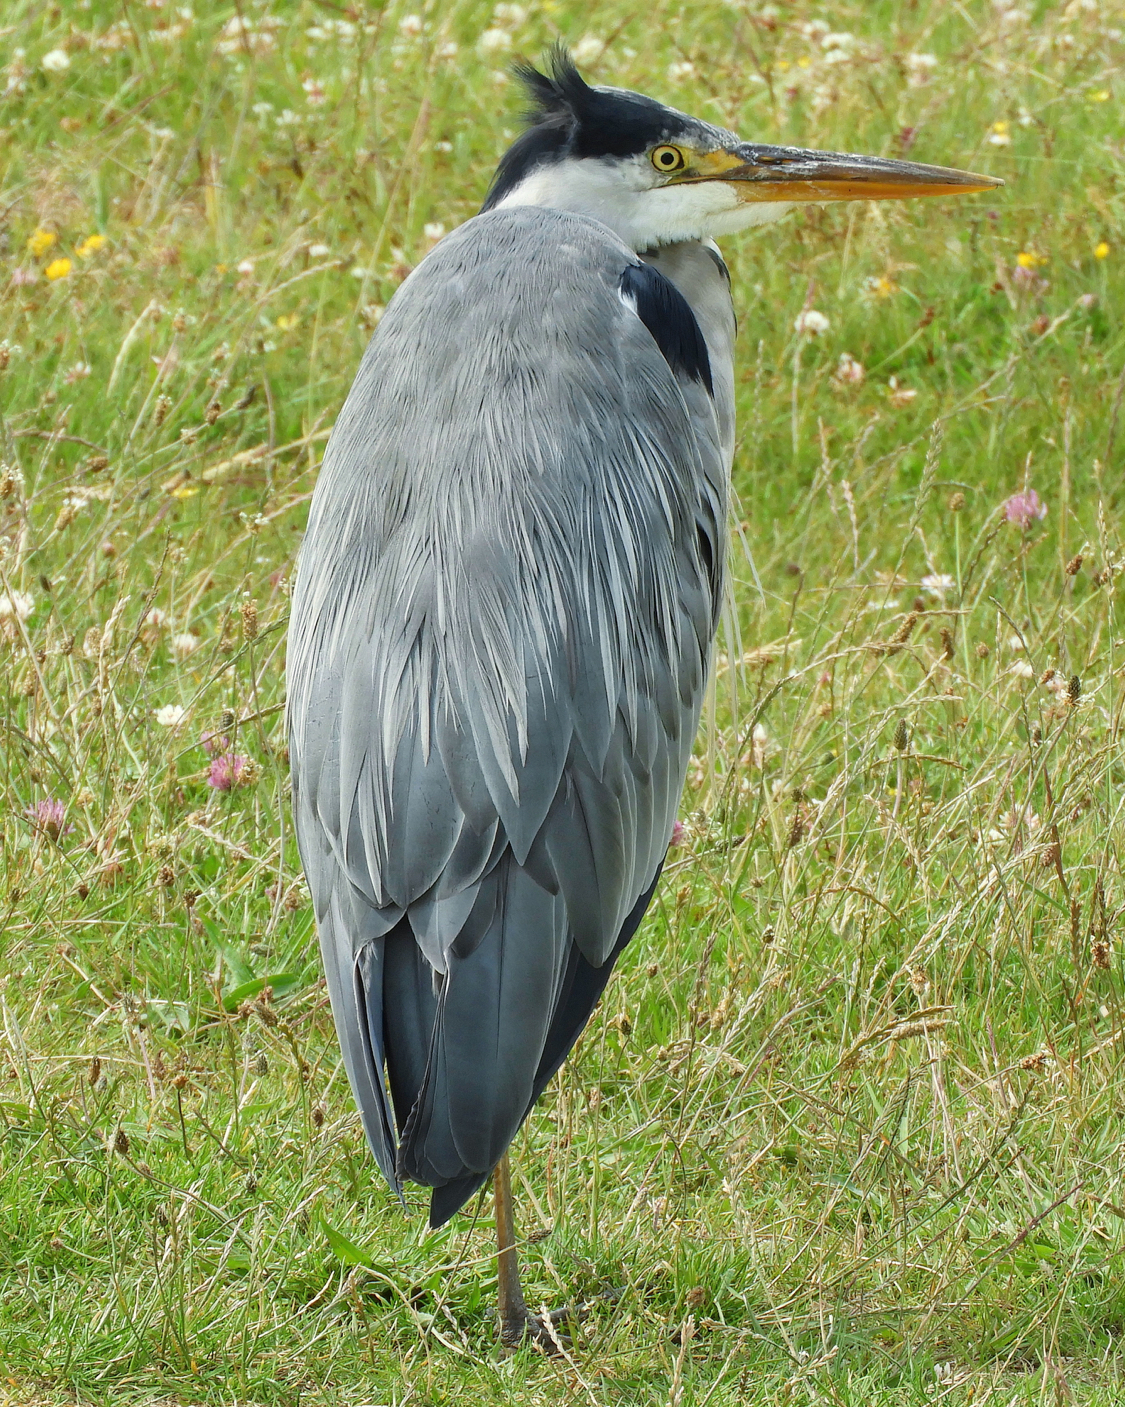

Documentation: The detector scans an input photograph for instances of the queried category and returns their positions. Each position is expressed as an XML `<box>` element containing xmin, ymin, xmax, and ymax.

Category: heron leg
<box><xmin>493</xmin><ymin>1154</ymin><xmax>571</xmax><ymax>1350</ymax></box>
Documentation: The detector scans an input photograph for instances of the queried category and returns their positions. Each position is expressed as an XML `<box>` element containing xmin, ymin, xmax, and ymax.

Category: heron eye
<box><xmin>651</xmin><ymin>145</ymin><xmax>686</xmax><ymax>173</ymax></box>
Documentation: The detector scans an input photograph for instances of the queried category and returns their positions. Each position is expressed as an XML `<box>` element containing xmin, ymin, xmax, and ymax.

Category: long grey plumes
<box><xmin>287</xmin><ymin>206</ymin><xmax>734</xmax><ymax>1225</ymax></box>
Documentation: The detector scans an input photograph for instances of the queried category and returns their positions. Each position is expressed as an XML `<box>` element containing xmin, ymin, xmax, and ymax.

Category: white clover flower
<box><xmin>422</xmin><ymin>222</ymin><xmax>446</xmax><ymax>243</ymax></box>
<box><xmin>794</xmin><ymin>308</ymin><xmax>830</xmax><ymax>335</ymax></box>
<box><xmin>571</xmin><ymin>35</ymin><xmax>604</xmax><ymax>64</ymax></box>
<box><xmin>42</xmin><ymin>49</ymin><xmax>71</xmax><ymax>73</ymax></box>
<box><xmin>1009</xmin><ymin>660</ymin><xmax>1035</xmax><ymax>679</ymax></box>
<box><xmin>0</xmin><ymin>590</ymin><xmax>34</xmax><ymax>620</ymax></box>
<box><xmin>276</xmin><ymin>109</ymin><xmax>301</xmax><ymax>127</ymax></box>
<box><xmin>398</xmin><ymin>13</ymin><xmax>424</xmax><ymax>36</ymax></box>
<box><xmin>307</xmin><ymin>242</ymin><xmax>331</xmax><ymax>258</ymax></box>
<box><xmin>834</xmin><ymin>351</ymin><xmax>865</xmax><ymax>385</ymax></box>
<box><xmin>434</xmin><ymin>139</ymin><xmax>453</xmax><ymax>152</ymax></box>
<box><xmin>920</xmin><ymin>573</ymin><xmax>955</xmax><ymax>597</ymax></box>
<box><xmin>302</xmin><ymin>78</ymin><xmax>325</xmax><ymax>105</ymax></box>
<box><xmin>171</xmin><ymin>632</ymin><xmax>201</xmax><ymax>659</ymax></box>
<box><xmin>435</xmin><ymin>41</ymin><xmax>459</xmax><ymax>59</ymax></box>
<box><xmin>155</xmin><ymin>703</ymin><xmax>188</xmax><ymax>727</ymax></box>
<box><xmin>492</xmin><ymin>3</ymin><xmax>528</xmax><ymax>26</ymax></box>
<box><xmin>477</xmin><ymin>27</ymin><xmax>512</xmax><ymax>57</ymax></box>
<box><xmin>252</xmin><ymin>100</ymin><xmax>273</xmax><ymax>117</ymax></box>
<box><xmin>236</xmin><ymin>258</ymin><xmax>255</xmax><ymax>275</ymax></box>
<box><xmin>667</xmin><ymin>61</ymin><xmax>696</xmax><ymax>82</ymax></box>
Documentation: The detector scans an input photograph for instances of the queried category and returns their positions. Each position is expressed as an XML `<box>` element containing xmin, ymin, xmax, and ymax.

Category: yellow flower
<box><xmin>1095</xmin><ymin>241</ymin><xmax>1110</xmax><ymax>259</ymax></box>
<box><xmin>776</xmin><ymin>59</ymin><xmax>791</xmax><ymax>72</ymax></box>
<box><xmin>27</xmin><ymin>228</ymin><xmax>56</xmax><ymax>258</ymax></box>
<box><xmin>276</xmin><ymin>313</ymin><xmax>300</xmax><ymax>330</ymax></box>
<box><xmin>44</xmin><ymin>257</ymin><xmax>72</xmax><ymax>281</ymax></box>
<box><xmin>797</xmin><ymin>55</ymin><xmax>811</xmax><ymax>68</ymax></box>
<box><xmin>76</xmin><ymin>234</ymin><xmax>106</xmax><ymax>258</ymax></box>
<box><xmin>1016</xmin><ymin>250</ymin><xmax>1048</xmax><ymax>268</ymax></box>
<box><xmin>1088</xmin><ymin>89</ymin><xmax>1111</xmax><ymax>103</ymax></box>
<box><xmin>992</xmin><ymin>120</ymin><xmax>1009</xmax><ymax>134</ymax></box>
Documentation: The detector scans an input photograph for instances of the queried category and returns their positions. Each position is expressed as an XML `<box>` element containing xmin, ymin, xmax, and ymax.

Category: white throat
<box><xmin>492</xmin><ymin>156</ymin><xmax>792</xmax><ymax>252</ymax></box>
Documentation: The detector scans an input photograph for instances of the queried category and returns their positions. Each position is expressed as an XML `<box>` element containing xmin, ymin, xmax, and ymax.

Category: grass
<box><xmin>1</xmin><ymin>0</ymin><xmax>1124</xmax><ymax>1401</ymax></box>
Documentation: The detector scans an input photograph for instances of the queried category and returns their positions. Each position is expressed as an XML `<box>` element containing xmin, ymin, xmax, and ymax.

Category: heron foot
<box><xmin>498</xmin><ymin>1302</ymin><xmax>575</xmax><ymax>1352</ymax></box>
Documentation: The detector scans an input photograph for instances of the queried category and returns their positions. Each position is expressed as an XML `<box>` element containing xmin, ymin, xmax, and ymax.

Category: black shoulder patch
<box><xmin>619</xmin><ymin>263</ymin><xmax>713</xmax><ymax>397</ymax></box>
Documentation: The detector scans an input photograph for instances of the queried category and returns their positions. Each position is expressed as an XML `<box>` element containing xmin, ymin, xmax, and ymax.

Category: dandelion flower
<box><xmin>1016</xmin><ymin>250</ymin><xmax>1048</xmax><ymax>268</ymax></box>
<box><xmin>27</xmin><ymin>228</ymin><xmax>56</xmax><ymax>258</ymax></box>
<box><xmin>794</xmin><ymin>308</ymin><xmax>830</xmax><ymax>335</ymax></box>
<box><xmin>45</xmin><ymin>257</ymin><xmax>72</xmax><ymax>281</ymax></box>
<box><xmin>75</xmin><ymin>234</ymin><xmax>106</xmax><ymax>257</ymax></box>
<box><xmin>1095</xmin><ymin>241</ymin><xmax>1110</xmax><ymax>259</ymax></box>
<box><xmin>41</xmin><ymin>49</ymin><xmax>71</xmax><ymax>73</ymax></box>
<box><xmin>154</xmin><ymin>703</ymin><xmax>188</xmax><ymax>727</ymax></box>
<box><xmin>1003</xmin><ymin>488</ymin><xmax>1047</xmax><ymax>528</ymax></box>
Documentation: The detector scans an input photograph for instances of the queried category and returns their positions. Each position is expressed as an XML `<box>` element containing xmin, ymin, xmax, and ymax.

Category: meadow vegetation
<box><xmin>1</xmin><ymin>0</ymin><xmax>1124</xmax><ymax>1402</ymax></box>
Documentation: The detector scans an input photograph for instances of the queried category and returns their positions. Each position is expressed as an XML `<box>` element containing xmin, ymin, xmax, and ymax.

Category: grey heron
<box><xmin>286</xmin><ymin>48</ymin><xmax>999</xmax><ymax>1345</ymax></box>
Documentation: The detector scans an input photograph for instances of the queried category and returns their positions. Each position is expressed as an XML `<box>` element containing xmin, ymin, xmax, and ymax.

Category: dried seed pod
<box><xmin>1065</xmin><ymin>554</ymin><xmax>1083</xmax><ymax>577</ymax></box>
<box><xmin>153</xmin><ymin>394</ymin><xmax>172</xmax><ymax>426</ymax></box>
<box><xmin>240</xmin><ymin>596</ymin><xmax>258</xmax><ymax>641</ymax></box>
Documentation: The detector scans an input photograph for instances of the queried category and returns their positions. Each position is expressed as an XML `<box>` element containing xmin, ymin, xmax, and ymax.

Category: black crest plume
<box><xmin>482</xmin><ymin>45</ymin><xmax>681</xmax><ymax>211</ymax></box>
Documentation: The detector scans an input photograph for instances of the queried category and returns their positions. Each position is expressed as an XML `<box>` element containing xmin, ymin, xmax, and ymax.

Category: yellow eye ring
<box><xmin>651</xmin><ymin>145</ymin><xmax>686</xmax><ymax>173</ymax></box>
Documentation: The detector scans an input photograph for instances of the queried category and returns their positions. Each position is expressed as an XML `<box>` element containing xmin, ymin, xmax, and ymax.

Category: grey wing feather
<box><xmin>288</xmin><ymin>206</ymin><xmax>733</xmax><ymax>1225</ymax></box>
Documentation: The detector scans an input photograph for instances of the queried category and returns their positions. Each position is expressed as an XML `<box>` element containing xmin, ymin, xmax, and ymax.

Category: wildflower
<box><xmin>41</xmin><ymin>49</ymin><xmax>71</xmax><ymax>73</ymax></box>
<box><xmin>423</xmin><ymin>222</ymin><xmax>445</xmax><ymax>244</ymax></box>
<box><xmin>200</xmin><ymin>730</ymin><xmax>229</xmax><ymax>756</ymax></box>
<box><xmin>0</xmin><ymin>590</ymin><xmax>34</xmax><ymax>620</ymax></box>
<box><xmin>863</xmin><ymin>274</ymin><xmax>898</xmax><ymax>298</ymax></box>
<box><xmin>208</xmin><ymin>751</ymin><xmax>251</xmax><ymax>791</ymax></box>
<box><xmin>10</xmin><ymin>269</ymin><xmax>37</xmax><ymax>286</ymax></box>
<box><xmin>276</xmin><ymin>313</ymin><xmax>299</xmax><ymax>331</ymax></box>
<box><xmin>833</xmin><ymin>352</ymin><xmax>865</xmax><ymax>386</ymax></box>
<box><xmin>905</xmin><ymin>51</ymin><xmax>938</xmax><ymax>85</ymax></box>
<box><xmin>64</xmin><ymin>362</ymin><xmax>91</xmax><ymax>383</ymax></box>
<box><xmin>27</xmin><ymin>228</ymin><xmax>56</xmax><ymax>258</ymax></box>
<box><xmin>571</xmin><ymin>35</ymin><xmax>604</xmax><ymax>64</ymax></box>
<box><xmin>76</xmin><ymin>234</ymin><xmax>106</xmax><ymax>257</ymax></box>
<box><xmin>398</xmin><ymin>13</ymin><xmax>424</xmax><ymax>35</ymax></box>
<box><xmin>887</xmin><ymin>376</ymin><xmax>917</xmax><ymax>407</ymax></box>
<box><xmin>1016</xmin><ymin>250</ymin><xmax>1048</xmax><ymax>268</ymax></box>
<box><xmin>669</xmin><ymin>819</ymin><xmax>686</xmax><ymax>847</ymax></box>
<box><xmin>920</xmin><ymin>573</ymin><xmax>955</xmax><ymax>597</ymax></box>
<box><xmin>302</xmin><ymin>78</ymin><xmax>325</xmax><ymax>106</ymax></box>
<box><xmin>251</xmin><ymin>101</ymin><xmax>273</xmax><ymax>117</ymax></box>
<box><xmin>26</xmin><ymin>798</ymin><xmax>70</xmax><ymax>840</ymax></box>
<box><xmin>988</xmin><ymin>121</ymin><xmax>1011</xmax><ymax>147</ymax></box>
<box><xmin>1003</xmin><ymin>488</ymin><xmax>1047</xmax><ymax>528</ymax></box>
<box><xmin>794</xmin><ymin>308</ymin><xmax>830</xmax><ymax>335</ymax></box>
<box><xmin>1095</xmin><ymin>241</ymin><xmax>1110</xmax><ymax>259</ymax></box>
<box><xmin>307</xmin><ymin>243</ymin><xmax>331</xmax><ymax>258</ymax></box>
<box><xmin>171</xmin><ymin>631</ymin><xmax>200</xmax><ymax>658</ymax></box>
<box><xmin>492</xmin><ymin>3</ymin><xmax>528</xmax><ymax>24</ymax></box>
<box><xmin>236</xmin><ymin>258</ymin><xmax>255</xmax><ymax>275</ymax></box>
<box><xmin>154</xmin><ymin>703</ymin><xmax>188</xmax><ymax>727</ymax></box>
<box><xmin>0</xmin><ymin>463</ymin><xmax>24</xmax><ymax>498</ymax></box>
<box><xmin>477</xmin><ymin>27</ymin><xmax>512</xmax><ymax>57</ymax></box>
<box><xmin>1009</xmin><ymin>660</ymin><xmax>1035</xmax><ymax>679</ymax></box>
<box><xmin>667</xmin><ymin>61</ymin><xmax>696</xmax><ymax>82</ymax></box>
<box><xmin>45</xmin><ymin>258</ymin><xmax>72</xmax><ymax>281</ymax></box>
<box><xmin>1088</xmin><ymin>89</ymin><xmax>1111</xmax><ymax>103</ymax></box>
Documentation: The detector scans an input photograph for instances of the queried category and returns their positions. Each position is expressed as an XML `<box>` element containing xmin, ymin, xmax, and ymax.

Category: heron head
<box><xmin>483</xmin><ymin>46</ymin><xmax>1002</xmax><ymax>252</ymax></box>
